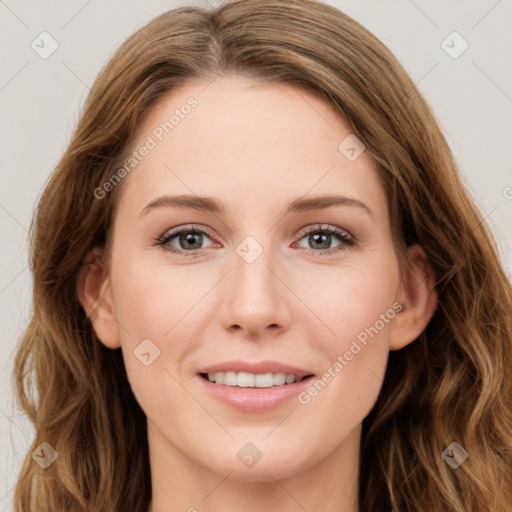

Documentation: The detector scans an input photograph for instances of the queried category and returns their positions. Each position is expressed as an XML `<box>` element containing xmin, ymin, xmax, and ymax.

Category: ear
<box><xmin>76</xmin><ymin>247</ymin><xmax>121</xmax><ymax>349</ymax></box>
<box><xmin>389</xmin><ymin>244</ymin><xmax>438</xmax><ymax>351</ymax></box>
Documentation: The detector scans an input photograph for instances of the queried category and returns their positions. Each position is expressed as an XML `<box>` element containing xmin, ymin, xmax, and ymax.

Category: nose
<box><xmin>218</xmin><ymin>244</ymin><xmax>292</xmax><ymax>339</ymax></box>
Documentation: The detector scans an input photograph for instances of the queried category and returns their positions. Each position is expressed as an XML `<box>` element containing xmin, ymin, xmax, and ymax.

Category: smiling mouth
<box><xmin>199</xmin><ymin>371</ymin><xmax>315</xmax><ymax>388</ymax></box>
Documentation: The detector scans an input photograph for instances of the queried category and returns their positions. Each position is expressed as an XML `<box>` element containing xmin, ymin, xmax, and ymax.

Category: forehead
<box><xmin>116</xmin><ymin>76</ymin><xmax>387</xmax><ymax>222</ymax></box>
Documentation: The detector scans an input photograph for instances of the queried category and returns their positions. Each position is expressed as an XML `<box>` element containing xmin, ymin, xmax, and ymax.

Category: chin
<box><xmin>202</xmin><ymin>445</ymin><xmax>312</xmax><ymax>482</ymax></box>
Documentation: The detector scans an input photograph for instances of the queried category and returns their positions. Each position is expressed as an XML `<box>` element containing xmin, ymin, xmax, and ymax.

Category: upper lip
<box><xmin>198</xmin><ymin>360</ymin><xmax>314</xmax><ymax>379</ymax></box>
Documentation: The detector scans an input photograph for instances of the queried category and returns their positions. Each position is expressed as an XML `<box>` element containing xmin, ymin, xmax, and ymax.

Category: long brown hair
<box><xmin>13</xmin><ymin>0</ymin><xmax>512</xmax><ymax>510</ymax></box>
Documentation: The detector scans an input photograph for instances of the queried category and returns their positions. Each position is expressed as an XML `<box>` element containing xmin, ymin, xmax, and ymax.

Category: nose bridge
<box><xmin>232</xmin><ymin>237</ymin><xmax>279</xmax><ymax>308</ymax></box>
<box><xmin>219</xmin><ymin>235</ymin><xmax>290</xmax><ymax>334</ymax></box>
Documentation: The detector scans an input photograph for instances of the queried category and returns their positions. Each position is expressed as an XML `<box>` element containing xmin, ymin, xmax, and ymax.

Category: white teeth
<box><xmin>205</xmin><ymin>371</ymin><xmax>306</xmax><ymax>387</ymax></box>
<box><xmin>237</xmin><ymin>372</ymin><xmax>255</xmax><ymax>387</ymax></box>
<box><xmin>273</xmin><ymin>372</ymin><xmax>286</xmax><ymax>385</ymax></box>
<box><xmin>224</xmin><ymin>371</ymin><xmax>237</xmax><ymax>386</ymax></box>
<box><xmin>254</xmin><ymin>373</ymin><xmax>273</xmax><ymax>388</ymax></box>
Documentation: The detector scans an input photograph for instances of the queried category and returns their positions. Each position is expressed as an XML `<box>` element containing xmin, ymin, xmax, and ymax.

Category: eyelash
<box><xmin>153</xmin><ymin>223</ymin><xmax>356</xmax><ymax>257</ymax></box>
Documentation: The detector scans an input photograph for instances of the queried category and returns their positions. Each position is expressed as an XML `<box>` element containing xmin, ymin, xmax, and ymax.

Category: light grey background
<box><xmin>1</xmin><ymin>0</ymin><xmax>511</xmax><ymax>508</ymax></box>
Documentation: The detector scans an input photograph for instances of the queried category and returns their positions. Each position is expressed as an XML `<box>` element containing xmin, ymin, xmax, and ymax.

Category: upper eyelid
<box><xmin>299</xmin><ymin>224</ymin><xmax>353</xmax><ymax>237</ymax></box>
<box><xmin>162</xmin><ymin>224</ymin><xmax>216</xmax><ymax>239</ymax></box>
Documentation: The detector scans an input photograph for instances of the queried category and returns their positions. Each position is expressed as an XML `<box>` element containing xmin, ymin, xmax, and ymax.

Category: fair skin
<box><xmin>79</xmin><ymin>76</ymin><xmax>437</xmax><ymax>512</ymax></box>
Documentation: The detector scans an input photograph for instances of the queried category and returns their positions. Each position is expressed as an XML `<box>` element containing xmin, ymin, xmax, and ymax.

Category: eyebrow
<box><xmin>140</xmin><ymin>194</ymin><xmax>373</xmax><ymax>218</ymax></box>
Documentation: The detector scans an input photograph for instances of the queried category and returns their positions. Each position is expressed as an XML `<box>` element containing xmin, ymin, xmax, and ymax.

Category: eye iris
<box><xmin>310</xmin><ymin>232</ymin><xmax>331</xmax><ymax>250</ymax></box>
<box><xmin>180</xmin><ymin>231</ymin><xmax>203</xmax><ymax>250</ymax></box>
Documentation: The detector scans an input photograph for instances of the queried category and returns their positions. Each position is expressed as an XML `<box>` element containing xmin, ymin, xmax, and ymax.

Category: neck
<box><xmin>146</xmin><ymin>421</ymin><xmax>361</xmax><ymax>512</ymax></box>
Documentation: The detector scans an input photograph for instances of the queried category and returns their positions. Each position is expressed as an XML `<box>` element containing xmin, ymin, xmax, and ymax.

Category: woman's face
<box><xmin>89</xmin><ymin>76</ymin><xmax>432</xmax><ymax>482</ymax></box>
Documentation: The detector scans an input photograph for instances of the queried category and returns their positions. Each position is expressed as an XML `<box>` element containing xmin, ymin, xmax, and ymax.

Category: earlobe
<box><xmin>389</xmin><ymin>244</ymin><xmax>438</xmax><ymax>351</ymax></box>
<box><xmin>76</xmin><ymin>247</ymin><xmax>121</xmax><ymax>349</ymax></box>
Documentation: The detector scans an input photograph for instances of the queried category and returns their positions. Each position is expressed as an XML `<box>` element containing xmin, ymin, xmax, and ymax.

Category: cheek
<box><xmin>296</xmin><ymin>251</ymin><xmax>399</xmax><ymax>416</ymax></box>
<box><xmin>109</xmin><ymin>256</ymin><xmax>201</xmax><ymax>418</ymax></box>
<box><xmin>304</xmin><ymin>250</ymin><xmax>400</xmax><ymax>351</ymax></box>
<box><xmin>110</xmin><ymin>253</ymin><xmax>208</xmax><ymax>338</ymax></box>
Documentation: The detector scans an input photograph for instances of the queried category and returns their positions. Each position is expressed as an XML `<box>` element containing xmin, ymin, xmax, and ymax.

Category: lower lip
<box><xmin>198</xmin><ymin>375</ymin><xmax>314</xmax><ymax>412</ymax></box>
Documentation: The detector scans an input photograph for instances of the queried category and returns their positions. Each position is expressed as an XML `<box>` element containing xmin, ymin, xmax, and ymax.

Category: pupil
<box><xmin>181</xmin><ymin>232</ymin><xmax>202</xmax><ymax>249</ymax></box>
<box><xmin>311</xmin><ymin>233</ymin><xmax>330</xmax><ymax>250</ymax></box>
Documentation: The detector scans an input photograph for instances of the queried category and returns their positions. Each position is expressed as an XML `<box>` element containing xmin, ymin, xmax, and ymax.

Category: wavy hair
<box><xmin>12</xmin><ymin>0</ymin><xmax>512</xmax><ymax>510</ymax></box>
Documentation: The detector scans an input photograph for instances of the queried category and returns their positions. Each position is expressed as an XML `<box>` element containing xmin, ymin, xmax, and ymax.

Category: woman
<box><xmin>12</xmin><ymin>0</ymin><xmax>512</xmax><ymax>510</ymax></box>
